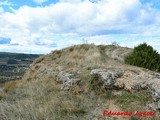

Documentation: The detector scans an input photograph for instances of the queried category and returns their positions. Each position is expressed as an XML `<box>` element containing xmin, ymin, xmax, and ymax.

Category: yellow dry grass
<box><xmin>0</xmin><ymin>44</ymin><xmax>158</xmax><ymax>120</ymax></box>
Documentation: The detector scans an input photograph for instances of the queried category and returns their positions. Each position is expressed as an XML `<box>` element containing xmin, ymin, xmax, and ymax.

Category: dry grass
<box><xmin>3</xmin><ymin>80</ymin><xmax>21</xmax><ymax>92</ymax></box>
<box><xmin>0</xmin><ymin>44</ymin><xmax>158</xmax><ymax>120</ymax></box>
<box><xmin>72</xmin><ymin>55</ymin><xmax>84</xmax><ymax>59</ymax></box>
<box><xmin>0</xmin><ymin>76</ymin><xmax>100</xmax><ymax>120</ymax></box>
<box><xmin>33</xmin><ymin>55</ymin><xmax>45</xmax><ymax>64</ymax></box>
<box><xmin>0</xmin><ymin>93</ymin><xmax>6</xmax><ymax>100</ymax></box>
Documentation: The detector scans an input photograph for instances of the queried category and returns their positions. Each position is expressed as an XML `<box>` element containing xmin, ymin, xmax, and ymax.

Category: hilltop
<box><xmin>0</xmin><ymin>44</ymin><xmax>160</xmax><ymax>120</ymax></box>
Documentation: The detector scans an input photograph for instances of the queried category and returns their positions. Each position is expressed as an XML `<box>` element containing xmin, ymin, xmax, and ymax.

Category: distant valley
<box><xmin>0</xmin><ymin>52</ymin><xmax>41</xmax><ymax>84</ymax></box>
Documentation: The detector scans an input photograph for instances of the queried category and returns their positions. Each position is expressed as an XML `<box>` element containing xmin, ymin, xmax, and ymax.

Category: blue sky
<box><xmin>0</xmin><ymin>0</ymin><xmax>160</xmax><ymax>54</ymax></box>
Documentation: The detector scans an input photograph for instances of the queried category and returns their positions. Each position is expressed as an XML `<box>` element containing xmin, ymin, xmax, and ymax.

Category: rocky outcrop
<box><xmin>91</xmin><ymin>68</ymin><xmax>160</xmax><ymax>111</ymax></box>
<box><xmin>147</xmin><ymin>78</ymin><xmax>160</xmax><ymax>102</ymax></box>
<box><xmin>57</xmin><ymin>71</ymin><xmax>80</xmax><ymax>90</ymax></box>
<box><xmin>90</xmin><ymin>68</ymin><xmax>124</xmax><ymax>89</ymax></box>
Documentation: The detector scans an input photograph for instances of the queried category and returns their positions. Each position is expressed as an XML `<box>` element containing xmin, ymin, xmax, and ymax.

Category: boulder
<box><xmin>146</xmin><ymin>78</ymin><xmax>160</xmax><ymax>102</ymax></box>
<box><xmin>90</xmin><ymin>68</ymin><xmax>124</xmax><ymax>89</ymax></box>
<box><xmin>57</xmin><ymin>71</ymin><xmax>79</xmax><ymax>90</ymax></box>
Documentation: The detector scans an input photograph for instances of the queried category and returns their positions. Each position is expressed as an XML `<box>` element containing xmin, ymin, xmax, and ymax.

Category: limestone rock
<box><xmin>147</xmin><ymin>100</ymin><xmax>160</xmax><ymax>111</ymax></box>
<box><xmin>90</xmin><ymin>68</ymin><xmax>124</xmax><ymax>89</ymax></box>
<box><xmin>57</xmin><ymin>71</ymin><xmax>80</xmax><ymax>90</ymax></box>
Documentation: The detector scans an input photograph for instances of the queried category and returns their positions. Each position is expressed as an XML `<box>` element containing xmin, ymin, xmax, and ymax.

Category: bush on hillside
<box><xmin>125</xmin><ymin>43</ymin><xmax>160</xmax><ymax>72</ymax></box>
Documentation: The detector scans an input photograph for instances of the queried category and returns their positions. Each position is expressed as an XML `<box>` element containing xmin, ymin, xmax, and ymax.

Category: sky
<box><xmin>0</xmin><ymin>0</ymin><xmax>160</xmax><ymax>54</ymax></box>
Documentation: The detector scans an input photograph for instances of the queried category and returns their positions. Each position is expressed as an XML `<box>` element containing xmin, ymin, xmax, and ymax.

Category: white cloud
<box><xmin>33</xmin><ymin>0</ymin><xmax>48</xmax><ymax>4</ymax></box>
<box><xmin>0</xmin><ymin>0</ymin><xmax>160</xmax><ymax>53</ymax></box>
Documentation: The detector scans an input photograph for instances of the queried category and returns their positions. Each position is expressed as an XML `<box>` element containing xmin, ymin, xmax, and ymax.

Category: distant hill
<box><xmin>0</xmin><ymin>52</ymin><xmax>41</xmax><ymax>83</ymax></box>
<box><xmin>0</xmin><ymin>52</ymin><xmax>40</xmax><ymax>61</ymax></box>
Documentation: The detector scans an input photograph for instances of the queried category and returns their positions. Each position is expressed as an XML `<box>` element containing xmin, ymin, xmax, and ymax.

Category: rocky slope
<box><xmin>0</xmin><ymin>44</ymin><xmax>160</xmax><ymax>120</ymax></box>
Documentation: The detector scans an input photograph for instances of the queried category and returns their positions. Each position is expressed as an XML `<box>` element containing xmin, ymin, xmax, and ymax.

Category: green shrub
<box><xmin>125</xmin><ymin>43</ymin><xmax>160</xmax><ymax>72</ymax></box>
